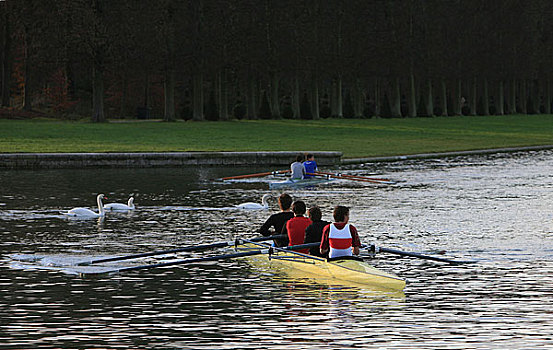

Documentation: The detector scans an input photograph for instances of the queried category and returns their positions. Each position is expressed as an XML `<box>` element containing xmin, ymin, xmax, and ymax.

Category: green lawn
<box><xmin>1</xmin><ymin>115</ymin><xmax>552</xmax><ymax>158</ymax></box>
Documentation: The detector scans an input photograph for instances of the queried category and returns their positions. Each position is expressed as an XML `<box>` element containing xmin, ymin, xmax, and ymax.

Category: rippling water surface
<box><xmin>1</xmin><ymin>151</ymin><xmax>552</xmax><ymax>349</ymax></box>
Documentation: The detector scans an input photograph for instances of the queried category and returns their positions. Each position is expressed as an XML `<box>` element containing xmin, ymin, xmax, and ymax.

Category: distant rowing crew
<box><xmin>290</xmin><ymin>153</ymin><xmax>318</xmax><ymax>180</ymax></box>
<box><xmin>221</xmin><ymin>154</ymin><xmax>396</xmax><ymax>188</ymax></box>
<box><xmin>287</xmin><ymin>153</ymin><xmax>395</xmax><ymax>185</ymax></box>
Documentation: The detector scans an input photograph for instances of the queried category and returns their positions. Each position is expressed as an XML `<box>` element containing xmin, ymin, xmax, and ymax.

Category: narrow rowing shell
<box><xmin>268</xmin><ymin>177</ymin><xmax>333</xmax><ymax>189</ymax></box>
<box><xmin>235</xmin><ymin>244</ymin><xmax>406</xmax><ymax>291</ymax></box>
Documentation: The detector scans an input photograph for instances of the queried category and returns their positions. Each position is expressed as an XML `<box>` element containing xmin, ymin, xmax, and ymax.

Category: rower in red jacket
<box><xmin>282</xmin><ymin>200</ymin><xmax>312</xmax><ymax>254</ymax></box>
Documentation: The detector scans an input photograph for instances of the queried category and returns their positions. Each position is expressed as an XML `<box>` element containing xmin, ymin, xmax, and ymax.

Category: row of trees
<box><xmin>2</xmin><ymin>0</ymin><xmax>553</xmax><ymax>122</ymax></box>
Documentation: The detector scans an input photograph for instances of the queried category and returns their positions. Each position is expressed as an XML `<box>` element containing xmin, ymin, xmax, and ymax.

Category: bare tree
<box><xmin>0</xmin><ymin>0</ymin><xmax>11</xmax><ymax>107</ymax></box>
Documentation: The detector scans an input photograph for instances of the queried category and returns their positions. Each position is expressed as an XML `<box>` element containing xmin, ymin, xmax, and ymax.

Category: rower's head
<box><xmin>278</xmin><ymin>193</ymin><xmax>293</xmax><ymax>211</ymax></box>
<box><xmin>305</xmin><ymin>153</ymin><xmax>314</xmax><ymax>161</ymax></box>
<box><xmin>291</xmin><ymin>200</ymin><xmax>307</xmax><ymax>216</ymax></box>
<box><xmin>308</xmin><ymin>206</ymin><xmax>322</xmax><ymax>221</ymax></box>
<box><xmin>333</xmin><ymin>205</ymin><xmax>350</xmax><ymax>223</ymax></box>
<box><xmin>296</xmin><ymin>154</ymin><xmax>304</xmax><ymax>162</ymax></box>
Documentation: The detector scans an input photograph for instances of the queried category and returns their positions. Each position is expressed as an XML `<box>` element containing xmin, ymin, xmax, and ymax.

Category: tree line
<box><xmin>1</xmin><ymin>0</ymin><xmax>553</xmax><ymax>122</ymax></box>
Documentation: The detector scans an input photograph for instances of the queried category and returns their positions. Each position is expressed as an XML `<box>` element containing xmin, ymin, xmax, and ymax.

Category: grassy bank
<box><xmin>1</xmin><ymin>115</ymin><xmax>552</xmax><ymax>158</ymax></box>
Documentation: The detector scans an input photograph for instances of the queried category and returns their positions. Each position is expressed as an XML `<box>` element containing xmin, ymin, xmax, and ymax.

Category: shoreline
<box><xmin>0</xmin><ymin>151</ymin><xmax>342</xmax><ymax>170</ymax></box>
<box><xmin>341</xmin><ymin>144</ymin><xmax>553</xmax><ymax>164</ymax></box>
<box><xmin>1</xmin><ymin>145</ymin><xmax>552</xmax><ymax>169</ymax></box>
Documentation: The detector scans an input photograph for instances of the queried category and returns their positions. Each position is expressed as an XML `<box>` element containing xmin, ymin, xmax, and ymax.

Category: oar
<box><xmin>307</xmin><ymin>172</ymin><xmax>393</xmax><ymax>184</ymax></box>
<box><xmin>222</xmin><ymin>170</ymin><xmax>290</xmax><ymax>180</ymax></box>
<box><xmin>76</xmin><ymin>234</ymin><xmax>287</xmax><ymax>266</ymax></box>
<box><xmin>365</xmin><ymin>244</ymin><xmax>474</xmax><ymax>264</ymax></box>
<box><xmin>313</xmin><ymin>171</ymin><xmax>395</xmax><ymax>184</ymax></box>
<box><xmin>78</xmin><ymin>242</ymin><xmax>319</xmax><ymax>276</ymax></box>
<box><xmin>78</xmin><ymin>249</ymin><xmax>271</xmax><ymax>276</ymax></box>
<box><xmin>315</xmin><ymin>171</ymin><xmax>392</xmax><ymax>182</ymax></box>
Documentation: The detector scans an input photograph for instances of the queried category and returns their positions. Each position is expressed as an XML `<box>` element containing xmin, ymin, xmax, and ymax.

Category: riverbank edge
<box><xmin>1</xmin><ymin>145</ymin><xmax>552</xmax><ymax>169</ymax></box>
<box><xmin>0</xmin><ymin>151</ymin><xmax>342</xmax><ymax>169</ymax></box>
<box><xmin>342</xmin><ymin>144</ymin><xmax>553</xmax><ymax>165</ymax></box>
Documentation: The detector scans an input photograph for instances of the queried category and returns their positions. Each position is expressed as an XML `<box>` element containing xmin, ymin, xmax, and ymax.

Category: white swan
<box><xmin>64</xmin><ymin>194</ymin><xmax>106</xmax><ymax>218</ymax></box>
<box><xmin>236</xmin><ymin>194</ymin><xmax>271</xmax><ymax>210</ymax></box>
<box><xmin>104</xmin><ymin>197</ymin><xmax>135</xmax><ymax>211</ymax></box>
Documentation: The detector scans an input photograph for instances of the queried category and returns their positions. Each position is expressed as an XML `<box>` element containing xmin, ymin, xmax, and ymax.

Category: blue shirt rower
<box><xmin>303</xmin><ymin>153</ymin><xmax>317</xmax><ymax>178</ymax></box>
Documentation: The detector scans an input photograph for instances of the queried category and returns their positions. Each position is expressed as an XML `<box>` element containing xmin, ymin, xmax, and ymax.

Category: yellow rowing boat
<box><xmin>235</xmin><ymin>243</ymin><xmax>406</xmax><ymax>291</ymax></box>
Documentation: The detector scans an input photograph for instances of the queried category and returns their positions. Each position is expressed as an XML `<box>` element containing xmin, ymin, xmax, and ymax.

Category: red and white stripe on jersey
<box><xmin>329</xmin><ymin>223</ymin><xmax>353</xmax><ymax>258</ymax></box>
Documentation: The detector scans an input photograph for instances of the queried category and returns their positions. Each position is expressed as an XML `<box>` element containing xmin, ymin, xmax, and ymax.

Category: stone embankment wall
<box><xmin>2</xmin><ymin>145</ymin><xmax>552</xmax><ymax>169</ymax></box>
<box><xmin>0</xmin><ymin>151</ymin><xmax>343</xmax><ymax>169</ymax></box>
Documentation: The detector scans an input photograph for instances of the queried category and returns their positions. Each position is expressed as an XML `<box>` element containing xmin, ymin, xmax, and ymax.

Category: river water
<box><xmin>0</xmin><ymin>151</ymin><xmax>552</xmax><ymax>349</ymax></box>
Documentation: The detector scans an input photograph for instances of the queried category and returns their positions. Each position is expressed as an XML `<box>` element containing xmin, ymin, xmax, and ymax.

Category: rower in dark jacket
<box><xmin>304</xmin><ymin>206</ymin><xmax>330</xmax><ymax>257</ymax></box>
<box><xmin>258</xmin><ymin>193</ymin><xmax>294</xmax><ymax>247</ymax></box>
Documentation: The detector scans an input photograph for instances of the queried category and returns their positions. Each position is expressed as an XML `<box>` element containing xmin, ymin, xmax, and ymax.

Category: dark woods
<box><xmin>1</xmin><ymin>0</ymin><xmax>553</xmax><ymax>121</ymax></box>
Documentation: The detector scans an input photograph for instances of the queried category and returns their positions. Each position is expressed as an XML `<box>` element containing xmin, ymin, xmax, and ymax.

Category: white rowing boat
<box><xmin>235</xmin><ymin>242</ymin><xmax>406</xmax><ymax>291</ymax></box>
<box><xmin>268</xmin><ymin>177</ymin><xmax>333</xmax><ymax>189</ymax></box>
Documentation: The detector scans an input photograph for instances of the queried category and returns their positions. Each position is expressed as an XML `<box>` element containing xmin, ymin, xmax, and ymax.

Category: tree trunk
<box><xmin>330</xmin><ymin>79</ymin><xmax>337</xmax><ymax>117</ymax></box>
<box><xmin>373</xmin><ymin>77</ymin><xmax>381</xmax><ymax>117</ymax></box>
<box><xmin>544</xmin><ymin>79</ymin><xmax>551</xmax><ymax>114</ymax></box>
<box><xmin>469</xmin><ymin>78</ymin><xmax>477</xmax><ymax>116</ymax></box>
<box><xmin>519</xmin><ymin>80</ymin><xmax>527</xmax><ymax>114</ymax></box>
<box><xmin>119</xmin><ymin>71</ymin><xmax>128</xmax><ymax>118</ymax></box>
<box><xmin>504</xmin><ymin>79</ymin><xmax>511</xmax><ymax>114</ymax></box>
<box><xmin>531</xmin><ymin>79</ymin><xmax>540</xmax><ymax>114</ymax></box>
<box><xmin>246</xmin><ymin>74</ymin><xmax>257</xmax><ymax>119</ymax></box>
<box><xmin>292</xmin><ymin>75</ymin><xmax>300</xmax><ymax>119</ymax></box>
<box><xmin>424</xmin><ymin>78</ymin><xmax>434</xmax><ymax>116</ymax></box>
<box><xmin>439</xmin><ymin>79</ymin><xmax>447</xmax><ymax>116</ymax></box>
<box><xmin>164</xmin><ymin>68</ymin><xmax>175</xmax><ymax>121</ymax></box>
<box><xmin>193</xmin><ymin>72</ymin><xmax>204</xmax><ymax>120</ymax></box>
<box><xmin>337</xmin><ymin>76</ymin><xmax>343</xmax><ymax>117</ymax></box>
<box><xmin>311</xmin><ymin>74</ymin><xmax>320</xmax><ymax>119</ymax></box>
<box><xmin>331</xmin><ymin>76</ymin><xmax>343</xmax><ymax>117</ymax></box>
<box><xmin>92</xmin><ymin>63</ymin><xmax>105</xmax><ymax>122</ymax></box>
<box><xmin>269</xmin><ymin>72</ymin><xmax>280</xmax><ymax>117</ymax></box>
<box><xmin>389</xmin><ymin>77</ymin><xmax>401</xmax><ymax>117</ymax></box>
<box><xmin>1</xmin><ymin>1</ymin><xmax>11</xmax><ymax>107</ymax></box>
<box><xmin>356</xmin><ymin>84</ymin><xmax>365</xmax><ymax>117</ymax></box>
<box><xmin>143</xmin><ymin>74</ymin><xmax>150</xmax><ymax>108</ymax></box>
<box><xmin>22</xmin><ymin>29</ymin><xmax>31</xmax><ymax>111</ymax></box>
<box><xmin>218</xmin><ymin>70</ymin><xmax>228</xmax><ymax>120</ymax></box>
<box><xmin>481</xmin><ymin>78</ymin><xmax>489</xmax><ymax>115</ymax></box>
<box><xmin>451</xmin><ymin>78</ymin><xmax>462</xmax><ymax>116</ymax></box>
<box><xmin>408</xmin><ymin>73</ymin><xmax>417</xmax><ymax>117</ymax></box>
<box><xmin>496</xmin><ymin>80</ymin><xmax>504</xmax><ymax>115</ymax></box>
<box><xmin>256</xmin><ymin>78</ymin><xmax>263</xmax><ymax>112</ymax></box>
<box><xmin>508</xmin><ymin>79</ymin><xmax>516</xmax><ymax>114</ymax></box>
